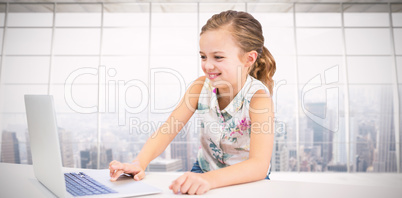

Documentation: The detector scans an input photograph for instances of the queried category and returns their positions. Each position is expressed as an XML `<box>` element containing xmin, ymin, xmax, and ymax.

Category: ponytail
<box><xmin>250</xmin><ymin>46</ymin><xmax>276</xmax><ymax>95</ymax></box>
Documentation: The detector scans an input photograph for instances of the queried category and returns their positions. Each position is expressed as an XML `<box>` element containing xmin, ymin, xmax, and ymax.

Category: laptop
<box><xmin>24</xmin><ymin>95</ymin><xmax>162</xmax><ymax>197</ymax></box>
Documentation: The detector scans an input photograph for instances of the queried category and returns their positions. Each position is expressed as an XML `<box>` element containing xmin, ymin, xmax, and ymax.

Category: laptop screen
<box><xmin>25</xmin><ymin>95</ymin><xmax>67</xmax><ymax>197</ymax></box>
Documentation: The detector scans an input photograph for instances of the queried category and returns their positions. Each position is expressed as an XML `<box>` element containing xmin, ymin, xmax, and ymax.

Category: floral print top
<box><xmin>196</xmin><ymin>75</ymin><xmax>270</xmax><ymax>172</ymax></box>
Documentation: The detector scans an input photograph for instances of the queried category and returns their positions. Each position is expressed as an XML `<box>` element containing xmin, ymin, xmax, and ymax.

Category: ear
<box><xmin>244</xmin><ymin>50</ymin><xmax>258</xmax><ymax>68</ymax></box>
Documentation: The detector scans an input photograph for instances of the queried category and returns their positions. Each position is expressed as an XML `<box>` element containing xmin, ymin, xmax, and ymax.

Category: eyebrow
<box><xmin>199</xmin><ymin>51</ymin><xmax>225</xmax><ymax>54</ymax></box>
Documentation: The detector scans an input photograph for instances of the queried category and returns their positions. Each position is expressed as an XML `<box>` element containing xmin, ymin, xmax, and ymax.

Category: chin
<box><xmin>210</xmin><ymin>79</ymin><xmax>231</xmax><ymax>89</ymax></box>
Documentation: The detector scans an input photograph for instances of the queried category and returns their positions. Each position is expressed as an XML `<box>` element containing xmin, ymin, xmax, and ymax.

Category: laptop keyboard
<box><xmin>64</xmin><ymin>172</ymin><xmax>117</xmax><ymax>196</ymax></box>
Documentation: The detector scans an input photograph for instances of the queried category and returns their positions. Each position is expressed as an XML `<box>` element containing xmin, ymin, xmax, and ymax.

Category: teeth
<box><xmin>209</xmin><ymin>74</ymin><xmax>219</xmax><ymax>78</ymax></box>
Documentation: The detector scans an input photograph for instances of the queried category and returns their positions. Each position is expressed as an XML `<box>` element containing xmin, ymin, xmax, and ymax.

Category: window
<box><xmin>0</xmin><ymin>2</ymin><xmax>399</xmax><ymax>173</ymax></box>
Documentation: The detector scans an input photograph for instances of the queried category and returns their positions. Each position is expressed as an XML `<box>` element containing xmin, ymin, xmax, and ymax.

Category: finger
<box><xmin>171</xmin><ymin>174</ymin><xmax>188</xmax><ymax>194</ymax></box>
<box><xmin>110</xmin><ymin>169</ymin><xmax>124</xmax><ymax>181</ymax></box>
<box><xmin>109</xmin><ymin>161</ymin><xmax>121</xmax><ymax>172</ymax></box>
<box><xmin>134</xmin><ymin>170</ymin><xmax>145</xmax><ymax>181</ymax></box>
<box><xmin>109</xmin><ymin>160</ymin><xmax>117</xmax><ymax>169</ymax></box>
<box><xmin>111</xmin><ymin>169</ymin><xmax>124</xmax><ymax>181</ymax></box>
<box><xmin>109</xmin><ymin>160</ymin><xmax>118</xmax><ymax>166</ymax></box>
<box><xmin>179</xmin><ymin>178</ymin><xmax>192</xmax><ymax>194</ymax></box>
<box><xmin>109</xmin><ymin>161</ymin><xmax>119</xmax><ymax>177</ymax></box>
<box><xmin>187</xmin><ymin>183</ymin><xmax>200</xmax><ymax>195</ymax></box>
<box><xmin>111</xmin><ymin>162</ymin><xmax>127</xmax><ymax>172</ymax></box>
<box><xmin>196</xmin><ymin>185</ymin><xmax>208</xmax><ymax>195</ymax></box>
<box><xmin>110</xmin><ymin>169</ymin><xmax>123</xmax><ymax>181</ymax></box>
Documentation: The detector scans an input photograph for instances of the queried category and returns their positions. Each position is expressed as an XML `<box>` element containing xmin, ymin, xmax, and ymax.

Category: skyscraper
<box><xmin>25</xmin><ymin>128</ymin><xmax>75</xmax><ymax>167</ymax></box>
<box><xmin>148</xmin><ymin>158</ymin><xmax>182</xmax><ymax>172</ymax></box>
<box><xmin>170</xmin><ymin>116</ymin><xmax>199</xmax><ymax>171</ymax></box>
<box><xmin>1</xmin><ymin>131</ymin><xmax>20</xmax><ymax>164</ymax></box>
<box><xmin>80</xmin><ymin>150</ymin><xmax>90</xmax><ymax>169</ymax></box>
<box><xmin>373</xmin><ymin>87</ymin><xmax>397</xmax><ymax>172</ymax></box>
<box><xmin>356</xmin><ymin>120</ymin><xmax>375</xmax><ymax>172</ymax></box>
<box><xmin>332</xmin><ymin>116</ymin><xmax>347</xmax><ymax>165</ymax></box>
<box><xmin>26</xmin><ymin>130</ymin><xmax>32</xmax><ymax>165</ymax></box>
<box><xmin>272</xmin><ymin>130</ymin><xmax>289</xmax><ymax>172</ymax></box>
<box><xmin>170</xmin><ymin>127</ymin><xmax>192</xmax><ymax>171</ymax></box>
<box><xmin>305</xmin><ymin>103</ymin><xmax>333</xmax><ymax>171</ymax></box>
<box><xmin>80</xmin><ymin>145</ymin><xmax>113</xmax><ymax>169</ymax></box>
<box><xmin>59</xmin><ymin>128</ymin><xmax>75</xmax><ymax>168</ymax></box>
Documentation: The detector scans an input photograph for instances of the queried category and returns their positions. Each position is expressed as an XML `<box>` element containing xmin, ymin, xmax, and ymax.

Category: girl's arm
<box><xmin>109</xmin><ymin>76</ymin><xmax>206</xmax><ymax>181</ymax></box>
<box><xmin>170</xmin><ymin>89</ymin><xmax>274</xmax><ymax>194</ymax></box>
<box><xmin>134</xmin><ymin>76</ymin><xmax>206</xmax><ymax>169</ymax></box>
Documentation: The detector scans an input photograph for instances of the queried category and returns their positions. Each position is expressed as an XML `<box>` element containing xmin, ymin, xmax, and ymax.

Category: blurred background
<box><xmin>0</xmin><ymin>0</ymin><xmax>401</xmax><ymax>174</ymax></box>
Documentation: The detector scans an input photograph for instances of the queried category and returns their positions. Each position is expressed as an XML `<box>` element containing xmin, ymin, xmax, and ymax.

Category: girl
<box><xmin>109</xmin><ymin>10</ymin><xmax>276</xmax><ymax>195</ymax></box>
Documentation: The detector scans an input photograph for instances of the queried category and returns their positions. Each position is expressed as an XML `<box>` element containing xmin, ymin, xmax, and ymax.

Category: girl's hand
<box><xmin>169</xmin><ymin>172</ymin><xmax>211</xmax><ymax>195</ymax></box>
<box><xmin>109</xmin><ymin>160</ymin><xmax>145</xmax><ymax>182</ymax></box>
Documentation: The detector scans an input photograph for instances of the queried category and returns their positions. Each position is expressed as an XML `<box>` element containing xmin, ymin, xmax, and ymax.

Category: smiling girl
<box><xmin>109</xmin><ymin>10</ymin><xmax>276</xmax><ymax>195</ymax></box>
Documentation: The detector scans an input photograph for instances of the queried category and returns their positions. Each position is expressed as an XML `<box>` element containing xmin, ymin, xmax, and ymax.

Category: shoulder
<box><xmin>187</xmin><ymin>76</ymin><xmax>207</xmax><ymax>95</ymax></box>
<box><xmin>249</xmin><ymin>89</ymin><xmax>274</xmax><ymax>127</ymax></box>
<box><xmin>196</xmin><ymin>75</ymin><xmax>207</xmax><ymax>83</ymax></box>
<box><xmin>248</xmin><ymin>76</ymin><xmax>271</xmax><ymax>97</ymax></box>
<box><xmin>245</xmin><ymin>76</ymin><xmax>272</xmax><ymax>108</ymax></box>
<box><xmin>250</xmin><ymin>89</ymin><xmax>272</xmax><ymax>112</ymax></box>
<box><xmin>193</xmin><ymin>75</ymin><xmax>207</xmax><ymax>85</ymax></box>
<box><xmin>178</xmin><ymin>76</ymin><xmax>207</xmax><ymax>112</ymax></box>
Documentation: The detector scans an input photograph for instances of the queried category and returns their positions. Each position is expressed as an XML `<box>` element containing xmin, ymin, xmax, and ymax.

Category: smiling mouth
<box><xmin>208</xmin><ymin>73</ymin><xmax>221</xmax><ymax>79</ymax></box>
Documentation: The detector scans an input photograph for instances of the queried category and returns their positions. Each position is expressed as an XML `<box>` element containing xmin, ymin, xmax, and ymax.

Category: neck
<box><xmin>217</xmin><ymin>74</ymin><xmax>248</xmax><ymax>99</ymax></box>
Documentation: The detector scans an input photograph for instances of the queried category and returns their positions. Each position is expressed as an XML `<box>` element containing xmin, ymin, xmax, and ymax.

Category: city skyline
<box><xmin>0</xmin><ymin>88</ymin><xmax>398</xmax><ymax>173</ymax></box>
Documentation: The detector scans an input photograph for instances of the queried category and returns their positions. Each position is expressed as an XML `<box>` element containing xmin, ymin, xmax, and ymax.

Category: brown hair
<box><xmin>200</xmin><ymin>10</ymin><xmax>276</xmax><ymax>95</ymax></box>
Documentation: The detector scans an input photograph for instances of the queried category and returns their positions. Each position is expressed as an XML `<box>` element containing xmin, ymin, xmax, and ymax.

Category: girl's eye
<box><xmin>215</xmin><ymin>56</ymin><xmax>223</xmax><ymax>59</ymax></box>
<box><xmin>200</xmin><ymin>55</ymin><xmax>206</xmax><ymax>59</ymax></box>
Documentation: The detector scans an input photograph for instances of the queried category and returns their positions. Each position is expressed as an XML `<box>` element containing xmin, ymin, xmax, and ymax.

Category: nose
<box><xmin>203</xmin><ymin>59</ymin><xmax>214</xmax><ymax>70</ymax></box>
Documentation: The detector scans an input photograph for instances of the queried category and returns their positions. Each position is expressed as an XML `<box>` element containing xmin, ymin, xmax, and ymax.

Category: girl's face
<box><xmin>199</xmin><ymin>28</ymin><xmax>249</xmax><ymax>91</ymax></box>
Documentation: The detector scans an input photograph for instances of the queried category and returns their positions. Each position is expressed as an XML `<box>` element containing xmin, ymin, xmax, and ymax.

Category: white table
<box><xmin>1</xmin><ymin>163</ymin><xmax>401</xmax><ymax>198</ymax></box>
